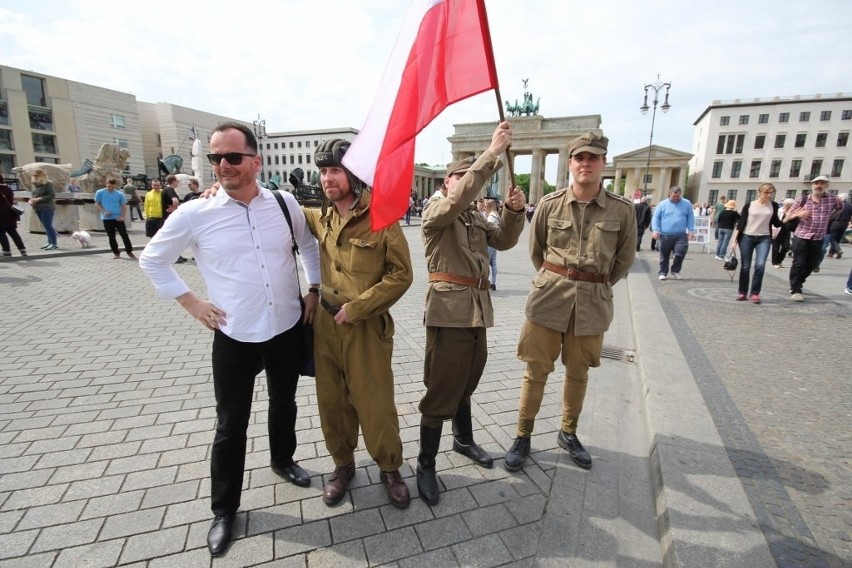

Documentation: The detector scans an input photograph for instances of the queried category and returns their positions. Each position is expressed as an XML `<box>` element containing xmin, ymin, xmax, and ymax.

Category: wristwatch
<box><xmin>308</xmin><ymin>287</ymin><xmax>320</xmax><ymax>295</ymax></box>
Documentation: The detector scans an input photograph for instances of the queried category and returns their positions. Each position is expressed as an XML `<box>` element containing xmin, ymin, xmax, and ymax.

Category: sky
<box><xmin>1</xmin><ymin>0</ymin><xmax>850</xmax><ymax>183</ymax></box>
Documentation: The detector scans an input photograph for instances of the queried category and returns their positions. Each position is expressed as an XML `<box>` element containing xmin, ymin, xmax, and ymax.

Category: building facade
<box><xmin>259</xmin><ymin>128</ymin><xmax>358</xmax><ymax>188</ymax></box>
<box><xmin>689</xmin><ymin>93</ymin><xmax>852</xmax><ymax>206</ymax></box>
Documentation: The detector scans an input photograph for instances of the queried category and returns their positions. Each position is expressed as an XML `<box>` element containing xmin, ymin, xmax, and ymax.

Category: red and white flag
<box><xmin>343</xmin><ymin>0</ymin><xmax>499</xmax><ymax>231</ymax></box>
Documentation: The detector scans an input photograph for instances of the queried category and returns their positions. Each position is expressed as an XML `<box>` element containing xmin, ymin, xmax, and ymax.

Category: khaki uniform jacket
<box><xmin>303</xmin><ymin>190</ymin><xmax>412</xmax><ymax>323</ymax></box>
<box><xmin>526</xmin><ymin>186</ymin><xmax>636</xmax><ymax>335</ymax></box>
<box><xmin>422</xmin><ymin>151</ymin><xmax>525</xmax><ymax>328</ymax></box>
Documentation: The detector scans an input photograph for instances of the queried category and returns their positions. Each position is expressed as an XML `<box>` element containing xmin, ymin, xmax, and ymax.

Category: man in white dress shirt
<box><xmin>139</xmin><ymin>122</ymin><xmax>320</xmax><ymax>558</ymax></box>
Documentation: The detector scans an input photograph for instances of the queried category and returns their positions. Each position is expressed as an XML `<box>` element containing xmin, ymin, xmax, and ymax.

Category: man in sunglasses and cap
<box><xmin>139</xmin><ymin>122</ymin><xmax>321</xmax><ymax>557</ymax></box>
<box><xmin>302</xmin><ymin>138</ymin><xmax>414</xmax><ymax>511</ymax></box>
<box><xmin>416</xmin><ymin>121</ymin><xmax>526</xmax><ymax>506</ymax></box>
<box><xmin>504</xmin><ymin>131</ymin><xmax>636</xmax><ymax>472</ymax></box>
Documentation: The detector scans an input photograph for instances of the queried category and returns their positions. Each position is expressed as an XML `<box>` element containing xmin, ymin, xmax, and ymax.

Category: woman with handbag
<box><xmin>0</xmin><ymin>175</ymin><xmax>27</xmax><ymax>257</ymax></box>
<box><xmin>29</xmin><ymin>169</ymin><xmax>58</xmax><ymax>250</ymax></box>
<box><xmin>730</xmin><ymin>183</ymin><xmax>783</xmax><ymax>303</ymax></box>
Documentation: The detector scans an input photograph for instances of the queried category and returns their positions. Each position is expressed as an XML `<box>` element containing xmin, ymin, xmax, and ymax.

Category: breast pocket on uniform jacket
<box><xmin>349</xmin><ymin>238</ymin><xmax>381</xmax><ymax>274</ymax></box>
<box><xmin>591</xmin><ymin>220</ymin><xmax>621</xmax><ymax>252</ymax></box>
<box><xmin>546</xmin><ymin>218</ymin><xmax>573</xmax><ymax>250</ymax></box>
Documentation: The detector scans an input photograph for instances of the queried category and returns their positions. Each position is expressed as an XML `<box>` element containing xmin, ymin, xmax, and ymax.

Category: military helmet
<box><xmin>314</xmin><ymin>138</ymin><xmax>364</xmax><ymax>195</ymax></box>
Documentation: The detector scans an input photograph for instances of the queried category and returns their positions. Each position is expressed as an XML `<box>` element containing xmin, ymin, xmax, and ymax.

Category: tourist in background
<box><xmin>771</xmin><ymin>198</ymin><xmax>796</xmax><ymax>268</ymax></box>
<box><xmin>29</xmin><ymin>169</ymin><xmax>58</xmax><ymax>250</ymax></box>
<box><xmin>0</xmin><ymin>175</ymin><xmax>26</xmax><ymax>257</ymax></box>
<box><xmin>730</xmin><ymin>183</ymin><xmax>782</xmax><ymax>303</ymax></box>
<box><xmin>715</xmin><ymin>200</ymin><xmax>740</xmax><ymax>260</ymax></box>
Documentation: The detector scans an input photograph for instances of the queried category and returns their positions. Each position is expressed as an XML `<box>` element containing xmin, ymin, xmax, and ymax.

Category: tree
<box><xmin>514</xmin><ymin>173</ymin><xmax>530</xmax><ymax>201</ymax></box>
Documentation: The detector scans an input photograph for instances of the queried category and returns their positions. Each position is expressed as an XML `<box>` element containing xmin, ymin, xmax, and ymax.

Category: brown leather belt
<box><xmin>428</xmin><ymin>272</ymin><xmax>490</xmax><ymax>290</ymax></box>
<box><xmin>542</xmin><ymin>261</ymin><xmax>609</xmax><ymax>284</ymax></box>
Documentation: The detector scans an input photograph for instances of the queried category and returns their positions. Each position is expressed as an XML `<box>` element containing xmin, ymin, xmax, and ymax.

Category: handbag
<box><xmin>272</xmin><ymin>190</ymin><xmax>315</xmax><ymax>377</ymax></box>
<box><xmin>723</xmin><ymin>252</ymin><xmax>738</xmax><ymax>282</ymax></box>
<box><xmin>11</xmin><ymin>203</ymin><xmax>23</xmax><ymax>217</ymax></box>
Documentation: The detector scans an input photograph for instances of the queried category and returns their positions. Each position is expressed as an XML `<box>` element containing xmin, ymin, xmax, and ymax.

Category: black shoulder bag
<box><xmin>272</xmin><ymin>190</ymin><xmax>315</xmax><ymax>377</ymax></box>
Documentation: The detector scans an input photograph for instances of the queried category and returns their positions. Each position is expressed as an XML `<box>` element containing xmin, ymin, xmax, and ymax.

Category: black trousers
<box><xmin>102</xmin><ymin>219</ymin><xmax>133</xmax><ymax>255</ymax></box>
<box><xmin>771</xmin><ymin>226</ymin><xmax>792</xmax><ymax>265</ymax></box>
<box><xmin>0</xmin><ymin>227</ymin><xmax>25</xmax><ymax>252</ymax></box>
<box><xmin>788</xmin><ymin>236</ymin><xmax>823</xmax><ymax>294</ymax></box>
<box><xmin>210</xmin><ymin>324</ymin><xmax>304</xmax><ymax>515</ymax></box>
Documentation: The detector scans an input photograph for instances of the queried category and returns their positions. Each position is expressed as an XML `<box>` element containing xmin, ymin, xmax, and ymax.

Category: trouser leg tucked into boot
<box><xmin>416</xmin><ymin>424</ymin><xmax>442</xmax><ymax>506</ymax></box>
<box><xmin>451</xmin><ymin>403</ymin><xmax>493</xmax><ymax>468</ymax></box>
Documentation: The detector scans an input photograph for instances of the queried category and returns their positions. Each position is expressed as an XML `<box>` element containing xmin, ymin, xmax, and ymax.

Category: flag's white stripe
<box><xmin>343</xmin><ymin>0</ymin><xmax>444</xmax><ymax>185</ymax></box>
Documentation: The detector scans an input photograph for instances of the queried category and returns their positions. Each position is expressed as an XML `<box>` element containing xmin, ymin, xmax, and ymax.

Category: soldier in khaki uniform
<box><xmin>504</xmin><ymin>131</ymin><xmax>636</xmax><ymax>471</ymax></box>
<box><xmin>303</xmin><ymin>139</ymin><xmax>414</xmax><ymax>509</ymax></box>
<box><xmin>417</xmin><ymin>122</ymin><xmax>527</xmax><ymax>505</ymax></box>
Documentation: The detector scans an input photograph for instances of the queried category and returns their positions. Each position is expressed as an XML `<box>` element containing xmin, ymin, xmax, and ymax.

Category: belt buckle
<box><xmin>478</xmin><ymin>277</ymin><xmax>487</xmax><ymax>289</ymax></box>
<box><xmin>566</xmin><ymin>267</ymin><xmax>578</xmax><ymax>279</ymax></box>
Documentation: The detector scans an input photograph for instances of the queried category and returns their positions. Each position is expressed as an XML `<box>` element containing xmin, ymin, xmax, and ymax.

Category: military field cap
<box><xmin>446</xmin><ymin>156</ymin><xmax>476</xmax><ymax>177</ymax></box>
<box><xmin>567</xmin><ymin>131</ymin><xmax>608</xmax><ymax>157</ymax></box>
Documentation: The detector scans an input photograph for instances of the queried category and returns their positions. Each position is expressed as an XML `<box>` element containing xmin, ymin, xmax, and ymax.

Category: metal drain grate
<box><xmin>601</xmin><ymin>345</ymin><xmax>634</xmax><ymax>363</ymax></box>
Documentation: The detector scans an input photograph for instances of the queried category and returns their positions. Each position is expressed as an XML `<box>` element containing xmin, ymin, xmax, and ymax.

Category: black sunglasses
<box><xmin>206</xmin><ymin>152</ymin><xmax>256</xmax><ymax>166</ymax></box>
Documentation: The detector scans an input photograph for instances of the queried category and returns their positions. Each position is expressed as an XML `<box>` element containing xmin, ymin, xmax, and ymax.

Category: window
<box><xmin>815</xmin><ymin>133</ymin><xmax>827</xmax><ymax>148</ymax></box>
<box><xmin>0</xmin><ymin>129</ymin><xmax>12</xmax><ymax>151</ymax></box>
<box><xmin>112</xmin><ymin>137</ymin><xmax>128</xmax><ymax>149</ymax></box>
<box><xmin>0</xmin><ymin>153</ymin><xmax>15</xmax><ymax>174</ymax></box>
<box><xmin>35</xmin><ymin>156</ymin><xmax>59</xmax><ymax>164</ymax></box>
<box><xmin>298</xmin><ymin>155</ymin><xmax>303</xmax><ymax>164</ymax></box>
<box><xmin>739</xmin><ymin>115</ymin><xmax>749</xmax><ymax>125</ymax></box>
<box><xmin>717</xmin><ymin>134</ymin><xmax>745</xmax><ymax>154</ymax></box>
<box><xmin>774</xmin><ymin>134</ymin><xmax>786</xmax><ymax>148</ymax></box>
<box><xmin>809</xmin><ymin>159</ymin><xmax>822</xmax><ymax>178</ymax></box>
<box><xmin>266</xmin><ymin>143</ymin><xmax>271</xmax><ymax>151</ymax></box>
<box><xmin>32</xmin><ymin>133</ymin><xmax>57</xmax><ymax>154</ymax></box>
<box><xmin>289</xmin><ymin>155</ymin><xmax>294</xmax><ymax>164</ymax></box>
<box><xmin>820</xmin><ymin>110</ymin><xmax>831</xmax><ymax>121</ymax></box>
<box><xmin>720</xmin><ymin>116</ymin><xmax>730</xmax><ymax>126</ymax></box>
<box><xmin>0</xmin><ymin>101</ymin><xmax>8</xmax><ymax>126</ymax></box>
<box><xmin>799</xmin><ymin>111</ymin><xmax>810</xmax><ymax>122</ymax></box>
<box><xmin>156</xmin><ymin>133</ymin><xmax>161</xmax><ymax>145</ymax></box>
<box><xmin>843</xmin><ymin>110</ymin><xmax>852</xmax><ymax>120</ymax></box>
<box><xmin>716</xmin><ymin>135</ymin><xmax>725</xmax><ymax>154</ymax></box>
<box><xmin>708</xmin><ymin>189</ymin><xmax>719</xmax><ymax>204</ymax></box>
<box><xmin>314</xmin><ymin>140</ymin><xmax>319</xmax><ymax>147</ymax></box>
<box><xmin>111</xmin><ymin>114</ymin><xmax>125</xmax><ymax>129</ymax></box>
<box><xmin>837</xmin><ymin>132</ymin><xmax>849</xmax><ymax>147</ymax></box>
<box><xmin>712</xmin><ymin>161</ymin><xmax>723</xmax><ymax>178</ymax></box>
<box><xmin>785</xmin><ymin>190</ymin><xmax>797</xmax><ymax>199</ymax></box>
<box><xmin>643</xmin><ymin>173</ymin><xmax>652</xmax><ymax>184</ymax></box>
<box><xmin>267</xmin><ymin>156</ymin><xmax>271</xmax><ymax>166</ymax></box>
<box><xmin>21</xmin><ymin>75</ymin><xmax>47</xmax><ymax>106</ymax></box>
<box><xmin>779</xmin><ymin>112</ymin><xmax>790</xmax><ymax>123</ymax></box>
<box><xmin>29</xmin><ymin>107</ymin><xmax>53</xmax><ymax>131</ymax></box>
<box><xmin>306</xmin><ymin>154</ymin><xmax>311</xmax><ymax>164</ymax></box>
<box><xmin>832</xmin><ymin>159</ymin><xmax>844</xmax><ymax>178</ymax></box>
<box><xmin>731</xmin><ymin>161</ymin><xmax>742</xmax><ymax>178</ymax></box>
<box><xmin>790</xmin><ymin>159</ymin><xmax>802</xmax><ymax>178</ymax></box>
<box><xmin>754</xmin><ymin>135</ymin><xmax>766</xmax><ymax>149</ymax></box>
<box><xmin>297</xmin><ymin>141</ymin><xmax>302</xmax><ymax>148</ymax></box>
<box><xmin>758</xmin><ymin>114</ymin><xmax>769</xmax><ymax>124</ymax></box>
<box><xmin>289</xmin><ymin>142</ymin><xmax>293</xmax><ymax>148</ymax></box>
<box><xmin>274</xmin><ymin>156</ymin><xmax>279</xmax><ymax>165</ymax></box>
<box><xmin>795</xmin><ymin>133</ymin><xmax>807</xmax><ymax>148</ymax></box>
<box><xmin>746</xmin><ymin>190</ymin><xmax>757</xmax><ymax>203</ymax></box>
<box><xmin>749</xmin><ymin>160</ymin><xmax>761</xmax><ymax>178</ymax></box>
<box><xmin>769</xmin><ymin>160</ymin><xmax>782</xmax><ymax>178</ymax></box>
<box><xmin>735</xmin><ymin>134</ymin><xmax>744</xmax><ymax>153</ymax></box>
<box><xmin>728</xmin><ymin>190</ymin><xmax>738</xmax><ymax>201</ymax></box>
<box><xmin>274</xmin><ymin>143</ymin><xmax>278</xmax><ymax>149</ymax></box>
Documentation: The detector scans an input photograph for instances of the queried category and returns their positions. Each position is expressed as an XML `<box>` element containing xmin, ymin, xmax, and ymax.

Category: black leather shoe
<box><xmin>207</xmin><ymin>514</ymin><xmax>235</xmax><ymax>557</ymax></box>
<box><xmin>272</xmin><ymin>463</ymin><xmax>311</xmax><ymax>487</ymax></box>
<box><xmin>504</xmin><ymin>436</ymin><xmax>530</xmax><ymax>472</ymax></box>
<box><xmin>557</xmin><ymin>430</ymin><xmax>592</xmax><ymax>469</ymax></box>
<box><xmin>452</xmin><ymin>437</ymin><xmax>494</xmax><ymax>468</ymax></box>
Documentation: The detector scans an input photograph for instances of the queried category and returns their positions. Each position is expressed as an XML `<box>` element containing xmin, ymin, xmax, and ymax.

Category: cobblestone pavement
<box><xmin>0</xmin><ymin>221</ymin><xmax>660</xmax><ymax>567</ymax></box>
<box><xmin>637</xmin><ymin>243</ymin><xmax>852</xmax><ymax>568</ymax></box>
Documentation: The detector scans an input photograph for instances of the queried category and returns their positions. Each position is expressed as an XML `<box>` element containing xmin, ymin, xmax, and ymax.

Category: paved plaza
<box><xmin>0</xmin><ymin>220</ymin><xmax>849</xmax><ymax>567</ymax></box>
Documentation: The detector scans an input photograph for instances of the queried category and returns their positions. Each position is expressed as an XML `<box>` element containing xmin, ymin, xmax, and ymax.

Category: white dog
<box><xmin>71</xmin><ymin>230</ymin><xmax>93</xmax><ymax>248</ymax></box>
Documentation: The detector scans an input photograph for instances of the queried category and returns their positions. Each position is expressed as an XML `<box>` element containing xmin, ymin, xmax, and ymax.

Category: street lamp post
<box><xmin>252</xmin><ymin>114</ymin><xmax>267</xmax><ymax>183</ymax></box>
<box><xmin>639</xmin><ymin>75</ymin><xmax>671</xmax><ymax>196</ymax></box>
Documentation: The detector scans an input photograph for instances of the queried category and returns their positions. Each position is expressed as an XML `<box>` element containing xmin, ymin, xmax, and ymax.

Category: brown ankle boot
<box><xmin>322</xmin><ymin>463</ymin><xmax>355</xmax><ymax>506</ymax></box>
<box><xmin>380</xmin><ymin>470</ymin><xmax>410</xmax><ymax>509</ymax></box>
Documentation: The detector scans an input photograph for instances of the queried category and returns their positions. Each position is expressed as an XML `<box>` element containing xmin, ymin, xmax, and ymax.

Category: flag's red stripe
<box><xmin>370</xmin><ymin>0</ymin><xmax>497</xmax><ymax>230</ymax></box>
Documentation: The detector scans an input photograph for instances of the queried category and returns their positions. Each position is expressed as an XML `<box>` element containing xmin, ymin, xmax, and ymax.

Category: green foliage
<box><xmin>514</xmin><ymin>173</ymin><xmax>555</xmax><ymax>199</ymax></box>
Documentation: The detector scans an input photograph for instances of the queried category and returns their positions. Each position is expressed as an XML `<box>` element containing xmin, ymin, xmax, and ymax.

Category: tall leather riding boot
<box><xmin>416</xmin><ymin>424</ymin><xmax>442</xmax><ymax>506</ymax></box>
<box><xmin>451</xmin><ymin>403</ymin><xmax>494</xmax><ymax>468</ymax></box>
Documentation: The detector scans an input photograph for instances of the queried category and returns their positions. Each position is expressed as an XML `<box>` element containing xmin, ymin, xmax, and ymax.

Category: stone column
<box><xmin>659</xmin><ymin>167</ymin><xmax>669</xmax><ymax>193</ymax></box>
<box><xmin>613</xmin><ymin>168</ymin><xmax>622</xmax><ymax>195</ymax></box>
<box><xmin>530</xmin><ymin>149</ymin><xmax>545</xmax><ymax>203</ymax></box>
<box><xmin>678</xmin><ymin>168</ymin><xmax>687</xmax><ymax>190</ymax></box>
<box><xmin>556</xmin><ymin>149</ymin><xmax>568</xmax><ymax>190</ymax></box>
<box><xmin>499</xmin><ymin>153</ymin><xmax>514</xmax><ymax>199</ymax></box>
<box><xmin>635</xmin><ymin>168</ymin><xmax>644</xmax><ymax>194</ymax></box>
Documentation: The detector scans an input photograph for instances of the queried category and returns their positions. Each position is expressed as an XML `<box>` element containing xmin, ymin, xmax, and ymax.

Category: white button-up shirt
<box><xmin>139</xmin><ymin>186</ymin><xmax>320</xmax><ymax>343</ymax></box>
